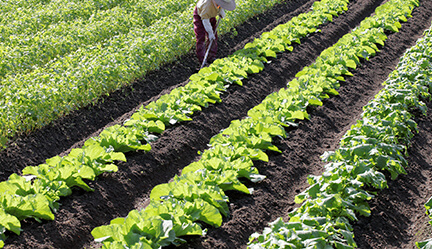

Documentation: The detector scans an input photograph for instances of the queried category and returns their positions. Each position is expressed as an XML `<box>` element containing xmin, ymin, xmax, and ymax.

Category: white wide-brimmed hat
<box><xmin>214</xmin><ymin>0</ymin><xmax>236</xmax><ymax>11</ymax></box>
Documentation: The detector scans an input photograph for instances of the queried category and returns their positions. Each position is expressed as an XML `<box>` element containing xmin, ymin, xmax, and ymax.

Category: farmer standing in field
<box><xmin>193</xmin><ymin>0</ymin><xmax>236</xmax><ymax>66</ymax></box>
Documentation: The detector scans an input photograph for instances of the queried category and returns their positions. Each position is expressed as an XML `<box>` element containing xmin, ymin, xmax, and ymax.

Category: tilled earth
<box><xmin>1</xmin><ymin>0</ymin><xmax>432</xmax><ymax>248</ymax></box>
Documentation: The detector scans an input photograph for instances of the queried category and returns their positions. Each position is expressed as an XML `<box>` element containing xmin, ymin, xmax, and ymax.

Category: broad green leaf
<box><xmin>262</xmin><ymin>49</ymin><xmax>277</xmax><ymax>58</ymax></box>
<box><xmin>91</xmin><ymin>224</ymin><xmax>122</xmax><ymax>242</ymax></box>
<box><xmin>0</xmin><ymin>210</ymin><xmax>21</xmax><ymax>235</ymax></box>
<box><xmin>291</xmin><ymin>110</ymin><xmax>308</xmax><ymax>120</ymax></box>
<box><xmin>345</xmin><ymin>59</ymin><xmax>357</xmax><ymax>69</ymax></box>
<box><xmin>352</xmin><ymin>144</ymin><xmax>373</xmax><ymax>157</ymax></box>
<box><xmin>149</xmin><ymin>183</ymin><xmax>170</xmax><ymax>201</ymax></box>
<box><xmin>75</xmin><ymin>165</ymin><xmax>96</xmax><ymax>180</ymax></box>
<box><xmin>188</xmin><ymin>199</ymin><xmax>223</xmax><ymax>227</ymax></box>
<box><xmin>326</xmin><ymin>88</ymin><xmax>339</xmax><ymax>96</ymax></box>
<box><xmin>205</xmin><ymin>72</ymin><xmax>220</xmax><ymax>82</ymax></box>
<box><xmin>246</xmin><ymin>65</ymin><xmax>260</xmax><ymax>74</ymax></box>
<box><xmin>66</xmin><ymin>177</ymin><xmax>93</xmax><ymax>192</ymax></box>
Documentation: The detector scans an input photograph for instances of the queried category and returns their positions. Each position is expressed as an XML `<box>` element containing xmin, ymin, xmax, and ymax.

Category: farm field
<box><xmin>1</xmin><ymin>0</ymin><xmax>432</xmax><ymax>248</ymax></box>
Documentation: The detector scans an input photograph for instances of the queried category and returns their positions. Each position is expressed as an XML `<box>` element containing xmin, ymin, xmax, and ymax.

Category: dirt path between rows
<box><xmin>2</xmin><ymin>0</ymin><xmax>432</xmax><ymax>248</ymax></box>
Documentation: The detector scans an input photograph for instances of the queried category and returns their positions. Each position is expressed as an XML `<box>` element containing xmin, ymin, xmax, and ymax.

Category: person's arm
<box><xmin>202</xmin><ymin>18</ymin><xmax>215</xmax><ymax>40</ymax></box>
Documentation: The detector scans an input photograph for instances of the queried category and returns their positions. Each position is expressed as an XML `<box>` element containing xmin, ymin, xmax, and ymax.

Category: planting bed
<box><xmin>1</xmin><ymin>0</ymin><xmax>432</xmax><ymax>248</ymax></box>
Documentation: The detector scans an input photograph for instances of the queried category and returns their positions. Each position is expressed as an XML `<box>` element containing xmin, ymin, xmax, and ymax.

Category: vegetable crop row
<box><xmin>0</xmin><ymin>0</ymin><xmax>350</xmax><ymax>247</ymax></box>
<box><xmin>0</xmin><ymin>0</ymin><xmax>289</xmax><ymax>147</ymax></box>
<box><xmin>0</xmin><ymin>0</ymin><xmax>196</xmax><ymax>80</ymax></box>
<box><xmin>0</xmin><ymin>0</ymin><xmax>50</xmax><ymax>12</ymax></box>
<box><xmin>249</xmin><ymin>4</ymin><xmax>432</xmax><ymax>249</ymax></box>
<box><xmin>89</xmin><ymin>0</ymin><xmax>417</xmax><ymax>248</ymax></box>
<box><xmin>0</xmin><ymin>0</ymin><xmax>128</xmax><ymax>33</ymax></box>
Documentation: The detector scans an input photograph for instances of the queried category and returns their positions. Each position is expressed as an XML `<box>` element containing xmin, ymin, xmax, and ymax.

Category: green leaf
<box><xmin>100</xmin><ymin>164</ymin><xmax>119</xmax><ymax>173</ymax></box>
<box><xmin>66</xmin><ymin>177</ymin><xmax>93</xmax><ymax>192</ymax></box>
<box><xmin>334</xmin><ymin>240</ymin><xmax>355</xmax><ymax>249</ymax></box>
<box><xmin>205</xmin><ymin>72</ymin><xmax>220</xmax><ymax>82</ymax></box>
<box><xmin>2</xmin><ymin>193</ymin><xmax>55</xmax><ymax>221</ymax></box>
<box><xmin>149</xmin><ymin>183</ymin><xmax>171</xmax><ymax>201</ymax></box>
<box><xmin>345</xmin><ymin>59</ymin><xmax>357</xmax><ymax>69</ymax></box>
<box><xmin>75</xmin><ymin>165</ymin><xmax>96</xmax><ymax>180</ymax></box>
<box><xmin>425</xmin><ymin>196</ymin><xmax>432</xmax><ymax>213</ymax></box>
<box><xmin>262</xmin><ymin>49</ymin><xmax>277</xmax><ymax>58</ymax></box>
<box><xmin>417</xmin><ymin>239</ymin><xmax>432</xmax><ymax>249</ymax></box>
<box><xmin>308</xmin><ymin>98</ymin><xmax>323</xmax><ymax>106</ymax></box>
<box><xmin>181</xmin><ymin>162</ymin><xmax>205</xmax><ymax>176</ymax></box>
<box><xmin>352</xmin><ymin>144</ymin><xmax>373</xmax><ymax>157</ymax></box>
<box><xmin>247</xmin><ymin>148</ymin><xmax>269</xmax><ymax>162</ymax></box>
<box><xmin>246</xmin><ymin>65</ymin><xmax>260</xmax><ymax>74</ymax></box>
<box><xmin>187</xmin><ymin>199</ymin><xmax>223</xmax><ymax>227</ymax></box>
<box><xmin>326</xmin><ymin>88</ymin><xmax>339</xmax><ymax>96</ymax></box>
<box><xmin>0</xmin><ymin>210</ymin><xmax>21</xmax><ymax>235</ymax></box>
<box><xmin>148</xmin><ymin>120</ymin><xmax>166</xmax><ymax>133</ymax></box>
<box><xmin>91</xmin><ymin>224</ymin><xmax>121</xmax><ymax>243</ymax></box>
<box><xmin>291</xmin><ymin>110</ymin><xmax>308</xmax><ymax>120</ymax></box>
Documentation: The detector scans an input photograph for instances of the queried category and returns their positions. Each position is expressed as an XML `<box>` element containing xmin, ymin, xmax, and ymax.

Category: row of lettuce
<box><xmin>0</xmin><ymin>0</ymin><xmax>289</xmax><ymax>147</ymax></box>
<box><xmin>0</xmin><ymin>0</ymin><xmax>352</xmax><ymax>248</ymax></box>
<box><xmin>249</xmin><ymin>8</ymin><xmax>432</xmax><ymax>249</ymax></box>
<box><xmin>89</xmin><ymin>0</ymin><xmax>419</xmax><ymax>248</ymax></box>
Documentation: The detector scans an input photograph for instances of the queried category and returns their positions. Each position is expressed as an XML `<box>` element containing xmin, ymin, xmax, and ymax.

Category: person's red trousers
<box><xmin>193</xmin><ymin>6</ymin><xmax>218</xmax><ymax>64</ymax></box>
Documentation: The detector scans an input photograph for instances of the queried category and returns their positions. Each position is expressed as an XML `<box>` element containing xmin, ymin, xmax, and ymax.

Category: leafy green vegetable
<box><xmin>248</xmin><ymin>0</ymin><xmax>422</xmax><ymax>247</ymax></box>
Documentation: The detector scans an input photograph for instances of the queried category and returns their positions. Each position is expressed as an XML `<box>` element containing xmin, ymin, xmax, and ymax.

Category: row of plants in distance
<box><xmin>0</xmin><ymin>0</ymin><xmax>351</xmax><ymax>247</ymax></box>
<box><xmin>249</xmin><ymin>6</ymin><xmax>432</xmax><ymax>249</ymax></box>
<box><xmin>0</xmin><ymin>0</ymin><xmax>196</xmax><ymax>79</ymax></box>
<box><xmin>1</xmin><ymin>0</ymin><xmax>129</xmax><ymax>40</ymax></box>
<box><xmin>0</xmin><ymin>0</ymin><xmax>125</xmax><ymax>22</ymax></box>
<box><xmin>0</xmin><ymin>0</ymin><xmax>287</xmax><ymax>147</ymax></box>
<box><xmin>417</xmin><ymin>196</ymin><xmax>432</xmax><ymax>248</ymax></box>
<box><xmin>90</xmin><ymin>0</ymin><xmax>417</xmax><ymax>248</ymax></box>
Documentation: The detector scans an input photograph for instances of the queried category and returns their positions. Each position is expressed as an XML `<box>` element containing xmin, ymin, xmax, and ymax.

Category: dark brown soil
<box><xmin>1</xmin><ymin>0</ymin><xmax>432</xmax><ymax>248</ymax></box>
